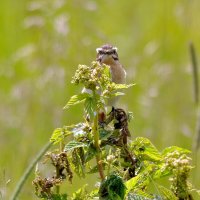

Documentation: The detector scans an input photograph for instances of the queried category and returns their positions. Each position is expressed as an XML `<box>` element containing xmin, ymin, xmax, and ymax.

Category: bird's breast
<box><xmin>109</xmin><ymin>63</ymin><xmax>126</xmax><ymax>84</ymax></box>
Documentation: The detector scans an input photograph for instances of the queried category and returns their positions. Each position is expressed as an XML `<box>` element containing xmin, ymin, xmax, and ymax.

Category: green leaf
<box><xmin>71</xmin><ymin>123</ymin><xmax>89</xmax><ymax>137</ymax></box>
<box><xmin>127</xmin><ymin>191</ymin><xmax>152</xmax><ymax>200</ymax></box>
<box><xmin>85</xmin><ymin>143</ymin><xmax>96</xmax><ymax>162</ymax></box>
<box><xmin>152</xmin><ymin>165</ymin><xmax>171</xmax><ymax>179</ymax></box>
<box><xmin>127</xmin><ymin>194</ymin><xmax>148</xmax><ymax>200</ymax></box>
<box><xmin>125</xmin><ymin>164</ymin><xmax>158</xmax><ymax>194</ymax></box>
<box><xmin>72</xmin><ymin>148</ymin><xmax>85</xmax><ymax>177</ymax></box>
<box><xmin>50</xmin><ymin>127</ymin><xmax>72</xmax><ymax>144</ymax></box>
<box><xmin>113</xmin><ymin>83</ymin><xmax>135</xmax><ymax>90</ymax></box>
<box><xmin>125</xmin><ymin>175</ymin><xmax>141</xmax><ymax>194</ymax></box>
<box><xmin>84</xmin><ymin>96</ymin><xmax>96</xmax><ymax>117</ymax></box>
<box><xmin>127</xmin><ymin>111</ymin><xmax>134</xmax><ymax>122</ymax></box>
<box><xmin>71</xmin><ymin>184</ymin><xmax>88</xmax><ymax>200</ymax></box>
<box><xmin>135</xmin><ymin>190</ymin><xmax>153</xmax><ymax>199</ymax></box>
<box><xmin>112</xmin><ymin>92</ymin><xmax>125</xmax><ymax>96</ymax></box>
<box><xmin>64</xmin><ymin>93</ymin><xmax>89</xmax><ymax>109</ymax></box>
<box><xmin>157</xmin><ymin>185</ymin><xmax>178</xmax><ymax>200</ymax></box>
<box><xmin>162</xmin><ymin>146</ymin><xmax>191</xmax><ymax>157</ymax></box>
<box><xmin>64</xmin><ymin>141</ymin><xmax>87</xmax><ymax>152</ymax></box>
<box><xmin>51</xmin><ymin>194</ymin><xmax>68</xmax><ymax>200</ymax></box>
<box><xmin>125</xmin><ymin>166</ymin><xmax>152</xmax><ymax>193</ymax></box>
<box><xmin>88</xmin><ymin>188</ymin><xmax>99</xmax><ymax>199</ymax></box>
<box><xmin>99</xmin><ymin>174</ymin><xmax>126</xmax><ymax>200</ymax></box>
<box><xmin>99</xmin><ymin>128</ymin><xmax>112</xmax><ymax>140</ymax></box>
<box><xmin>87</xmin><ymin>164</ymin><xmax>99</xmax><ymax>174</ymax></box>
<box><xmin>131</xmin><ymin>137</ymin><xmax>161</xmax><ymax>162</ymax></box>
<box><xmin>50</xmin><ymin>128</ymin><xmax>64</xmax><ymax>144</ymax></box>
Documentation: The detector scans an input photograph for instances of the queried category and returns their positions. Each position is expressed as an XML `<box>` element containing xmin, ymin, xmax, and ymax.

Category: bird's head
<box><xmin>96</xmin><ymin>44</ymin><xmax>119</xmax><ymax>64</ymax></box>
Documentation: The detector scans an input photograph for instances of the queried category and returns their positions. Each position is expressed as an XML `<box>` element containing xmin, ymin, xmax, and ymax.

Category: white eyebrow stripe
<box><xmin>113</xmin><ymin>47</ymin><xmax>118</xmax><ymax>51</ymax></box>
<box><xmin>96</xmin><ymin>48</ymin><xmax>102</xmax><ymax>53</ymax></box>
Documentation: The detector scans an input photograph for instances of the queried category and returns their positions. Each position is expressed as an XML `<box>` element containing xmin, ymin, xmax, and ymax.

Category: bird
<box><xmin>96</xmin><ymin>44</ymin><xmax>127</xmax><ymax>122</ymax></box>
<box><xmin>96</xmin><ymin>44</ymin><xmax>126</xmax><ymax>85</ymax></box>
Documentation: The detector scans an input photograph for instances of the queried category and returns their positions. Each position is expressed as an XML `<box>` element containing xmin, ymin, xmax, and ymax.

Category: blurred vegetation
<box><xmin>0</xmin><ymin>0</ymin><xmax>200</xmax><ymax>199</ymax></box>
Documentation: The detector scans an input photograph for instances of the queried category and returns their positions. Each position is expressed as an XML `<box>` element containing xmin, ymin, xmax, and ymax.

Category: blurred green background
<box><xmin>1</xmin><ymin>0</ymin><xmax>200</xmax><ymax>199</ymax></box>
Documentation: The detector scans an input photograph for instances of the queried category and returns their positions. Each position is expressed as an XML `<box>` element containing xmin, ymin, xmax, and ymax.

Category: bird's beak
<box><xmin>99</xmin><ymin>54</ymin><xmax>111</xmax><ymax>63</ymax></box>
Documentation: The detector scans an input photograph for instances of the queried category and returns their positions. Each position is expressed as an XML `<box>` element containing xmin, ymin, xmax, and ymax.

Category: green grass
<box><xmin>1</xmin><ymin>0</ymin><xmax>200</xmax><ymax>199</ymax></box>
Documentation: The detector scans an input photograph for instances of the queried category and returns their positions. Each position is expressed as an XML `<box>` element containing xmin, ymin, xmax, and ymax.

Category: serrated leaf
<box><xmin>113</xmin><ymin>92</ymin><xmax>125</xmax><ymax>96</ymax></box>
<box><xmin>51</xmin><ymin>194</ymin><xmax>68</xmax><ymax>200</ymax></box>
<box><xmin>50</xmin><ymin>128</ymin><xmax>64</xmax><ymax>144</ymax></box>
<box><xmin>125</xmin><ymin>164</ymin><xmax>157</xmax><ymax>194</ymax></box>
<box><xmin>88</xmin><ymin>188</ymin><xmax>99</xmax><ymax>199</ymax></box>
<box><xmin>50</xmin><ymin>127</ymin><xmax>72</xmax><ymax>144</ymax></box>
<box><xmin>71</xmin><ymin>148</ymin><xmax>85</xmax><ymax>178</ymax></box>
<box><xmin>71</xmin><ymin>184</ymin><xmax>88</xmax><ymax>200</ymax></box>
<box><xmin>71</xmin><ymin>123</ymin><xmax>89</xmax><ymax>137</ymax></box>
<box><xmin>99</xmin><ymin>128</ymin><xmax>112</xmax><ymax>140</ymax></box>
<box><xmin>99</xmin><ymin>174</ymin><xmax>126</xmax><ymax>200</ymax></box>
<box><xmin>157</xmin><ymin>185</ymin><xmax>177</xmax><ymax>200</ymax></box>
<box><xmin>127</xmin><ymin>191</ymin><xmax>152</xmax><ymax>200</ymax></box>
<box><xmin>84</xmin><ymin>96</ymin><xmax>96</xmax><ymax>117</ymax></box>
<box><xmin>64</xmin><ymin>141</ymin><xmax>87</xmax><ymax>152</ymax></box>
<box><xmin>162</xmin><ymin>146</ymin><xmax>191</xmax><ymax>157</ymax></box>
<box><xmin>125</xmin><ymin>175</ymin><xmax>142</xmax><ymax>194</ymax></box>
<box><xmin>64</xmin><ymin>93</ymin><xmax>89</xmax><ymax>109</ymax></box>
<box><xmin>131</xmin><ymin>137</ymin><xmax>161</xmax><ymax>162</ymax></box>
<box><xmin>125</xmin><ymin>171</ymin><xmax>149</xmax><ymax>193</ymax></box>
<box><xmin>128</xmin><ymin>193</ymin><xmax>149</xmax><ymax>200</ymax></box>
<box><xmin>87</xmin><ymin>164</ymin><xmax>99</xmax><ymax>174</ymax></box>
<box><xmin>152</xmin><ymin>165</ymin><xmax>171</xmax><ymax>179</ymax></box>
<box><xmin>152</xmin><ymin>195</ymin><xmax>163</xmax><ymax>200</ymax></box>
<box><xmin>113</xmin><ymin>83</ymin><xmax>135</xmax><ymax>90</ymax></box>
<box><xmin>85</xmin><ymin>143</ymin><xmax>96</xmax><ymax>162</ymax></box>
<box><xmin>135</xmin><ymin>190</ymin><xmax>153</xmax><ymax>199</ymax></box>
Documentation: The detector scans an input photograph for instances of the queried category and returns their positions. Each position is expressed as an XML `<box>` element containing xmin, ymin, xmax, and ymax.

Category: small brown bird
<box><xmin>96</xmin><ymin>44</ymin><xmax>126</xmax><ymax>107</ymax></box>
<box><xmin>96</xmin><ymin>44</ymin><xmax>126</xmax><ymax>85</ymax></box>
<box><xmin>96</xmin><ymin>44</ymin><xmax>127</xmax><ymax>122</ymax></box>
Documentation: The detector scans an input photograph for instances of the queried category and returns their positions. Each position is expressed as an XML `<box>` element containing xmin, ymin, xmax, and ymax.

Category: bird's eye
<box><xmin>99</xmin><ymin>50</ymin><xmax>104</xmax><ymax>54</ymax></box>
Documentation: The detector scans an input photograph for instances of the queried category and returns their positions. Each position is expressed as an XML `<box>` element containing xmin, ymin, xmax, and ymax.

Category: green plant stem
<box><xmin>93</xmin><ymin>111</ymin><xmax>105</xmax><ymax>181</ymax></box>
<box><xmin>60</xmin><ymin>141</ymin><xmax>65</xmax><ymax>152</ymax></box>
<box><xmin>189</xmin><ymin>42</ymin><xmax>200</xmax><ymax>151</ymax></box>
<box><xmin>55</xmin><ymin>178</ymin><xmax>60</xmax><ymax>194</ymax></box>
<box><xmin>10</xmin><ymin>142</ymin><xmax>52</xmax><ymax>200</ymax></box>
<box><xmin>107</xmin><ymin>162</ymin><xmax>111</xmax><ymax>177</ymax></box>
<box><xmin>189</xmin><ymin>42</ymin><xmax>199</xmax><ymax>105</ymax></box>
